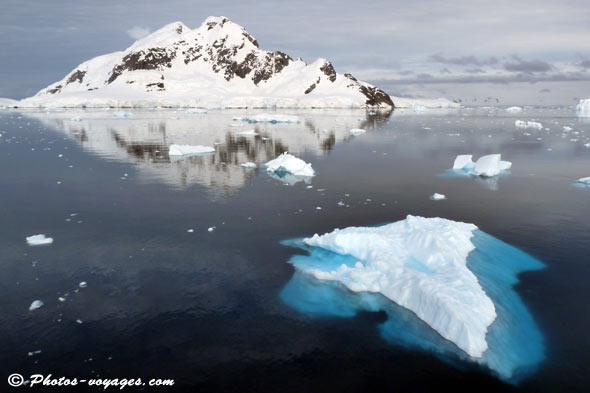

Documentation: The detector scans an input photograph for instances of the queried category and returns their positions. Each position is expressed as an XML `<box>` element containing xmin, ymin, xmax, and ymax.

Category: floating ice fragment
<box><xmin>168</xmin><ymin>144</ymin><xmax>215</xmax><ymax>156</ymax></box>
<box><xmin>26</xmin><ymin>234</ymin><xmax>53</xmax><ymax>246</ymax></box>
<box><xmin>240</xmin><ymin>162</ymin><xmax>257</xmax><ymax>168</ymax></box>
<box><xmin>575</xmin><ymin>99</ymin><xmax>590</xmax><ymax>117</ymax></box>
<box><xmin>29</xmin><ymin>300</ymin><xmax>44</xmax><ymax>311</ymax></box>
<box><xmin>577</xmin><ymin>177</ymin><xmax>590</xmax><ymax>185</ymax></box>
<box><xmin>515</xmin><ymin>120</ymin><xmax>542</xmax><ymax>129</ymax></box>
<box><xmin>187</xmin><ymin>229</ymin><xmax>194</xmax><ymax>233</ymax></box>
<box><xmin>505</xmin><ymin>106</ymin><xmax>522</xmax><ymax>113</ymax></box>
<box><xmin>430</xmin><ymin>193</ymin><xmax>446</xmax><ymax>200</ymax></box>
<box><xmin>453</xmin><ymin>155</ymin><xmax>475</xmax><ymax>170</ymax></box>
<box><xmin>208</xmin><ymin>227</ymin><xmax>215</xmax><ymax>232</ymax></box>
<box><xmin>264</xmin><ymin>152</ymin><xmax>315</xmax><ymax>177</ymax></box>
<box><xmin>70</xmin><ymin>117</ymin><xmax>82</xmax><ymax>122</ymax></box>
<box><xmin>563</xmin><ymin>126</ymin><xmax>572</xmax><ymax>132</ymax></box>
<box><xmin>113</xmin><ymin>111</ymin><xmax>132</xmax><ymax>118</ymax></box>
<box><xmin>79</xmin><ymin>281</ymin><xmax>87</xmax><ymax>288</ymax></box>
<box><xmin>350</xmin><ymin>128</ymin><xmax>366</xmax><ymax>135</ymax></box>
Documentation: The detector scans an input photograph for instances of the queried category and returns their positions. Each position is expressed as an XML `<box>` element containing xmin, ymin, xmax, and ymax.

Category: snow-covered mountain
<box><xmin>19</xmin><ymin>17</ymin><xmax>396</xmax><ymax>109</ymax></box>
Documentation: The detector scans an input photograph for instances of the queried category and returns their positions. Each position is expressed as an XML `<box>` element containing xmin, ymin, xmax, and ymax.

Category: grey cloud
<box><xmin>503</xmin><ymin>55</ymin><xmax>552</xmax><ymax>73</ymax></box>
<box><xmin>371</xmin><ymin>71</ymin><xmax>590</xmax><ymax>85</ymax></box>
<box><xmin>577</xmin><ymin>59</ymin><xmax>590</xmax><ymax>69</ymax></box>
<box><xmin>429</xmin><ymin>53</ymin><xmax>499</xmax><ymax>66</ymax></box>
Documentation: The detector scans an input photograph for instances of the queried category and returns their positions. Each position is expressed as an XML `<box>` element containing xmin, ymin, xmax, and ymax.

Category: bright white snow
<box><xmin>26</xmin><ymin>234</ymin><xmax>53</xmax><ymax>246</ymax></box>
<box><xmin>300</xmin><ymin>215</ymin><xmax>496</xmax><ymax>358</ymax></box>
<box><xmin>168</xmin><ymin>144</ymin><xmax>215</xmax><ymax>156</ymax></box>
<box><xmin>264</xmin><ymin>152</ymin><xmax>315</xmax><ymax>177</ymax></box>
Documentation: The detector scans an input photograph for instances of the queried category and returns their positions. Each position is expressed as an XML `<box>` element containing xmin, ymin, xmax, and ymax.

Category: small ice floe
<box><xmin>113</xmin><ymin>111</ymin><xmax>132</xmax><ymax>118</ymax></box>
<box><xmin>412</xmin><ymin>105</ymin><xmax>426</xmax><ymax>113</ymax></box>
<box><xmin>350</xmin><ymin>128</ymin><xmax>366</xmax><ymax>135</ymax></box>
<box><xmin>577</xmin><ymin>177</ymin><xmax>590</xmax><ymax>186</ymax></box>
<box><xmin>505</xmin><ymin>106</ymin><xmax>523</xmax><ymax>113</ymax></box>
<box><xmin>26</xmin><ymin>234</ymin><xmax>53</xmax><ymax>246</ymax></box>
<box><xmin>76</xmin><ymin>319</ymin><xmax>83</xmax><ymax>324</ymax></box>
<box><xmin>575</xmin><ymin>99</ymin><xmax>590</xmax><ymax>117</ymax></box>
<box><xmin>451</xmin><ymin>154</ymin><xmax>512</xmax><ymax>177</ymax></box>
<box><xmin>240</xmin><ymin>162</ymin><xmax>257</xmax><ymax>168</ymax></box>
<box><xmin>337</xmin><ymin>201</ymin><xmax>345</xmax><ymax>206</ymax></box>
<box><xmin>237</xmin><ymin>129</ymin><xmax>258</xmax><ymax>137</ymax></box>
<box><xmin>584</xmin><ymin>143</ymin><xmax>590</xmax><ymax>149</ymax></box>
<box><xmin>168</xmin><ymin>144</ymin><xmax>215</xmax><ymax>157</ymax></box>
<box><xmin>79</xmin><ymin>281</ymin><xmax>87</xmax><ymax>288</ymax></box>
<box><xmin>29</xmin><ymin>300</ymin><xmax>44</xmax><ymax>311</ymax></box>
<box><xmin>28</xmin><ymin>350</ymin><xmax>42</xmax><ymax>356</ymax></box>
<box><xmin>233</xmin><ymin>113</ymin><xmax>300</xmax><ymax>123</ymax></box>
<box><xmin>430</xmin><ymin>193</ymin><xmax>446</xmax><ymax>200</ymax></box>
<box><xmin>515</xmin><ymin>120</ymin><xmax>542</xmax><ymax>129</ymax></box>
<box><xmin>563</xmin><ymin>126</ymin><xmax>572</xmax><ymax>132</ymax></box>
<box><xmin>70</xmin><ymin>117</ymin><xmax>82</xmax><ymax>122</ymax></box>
<box><xmin>207</xmin><ymin>227</ymin><xmax>215</xmax><ymax>232</ymax></box>
<box><xmin>58</xmin><ymin>297</ymin><xmax>66</xmax><ymax>302</ymax></box>
<box><xmin>185</xmin><ymin>108</ymin><xmax>207</xmax><ymax>114</ymax></box>
<box><xmin>264</xmin><ymin>152</ymin><xmax>315</xmax><ymax>177</ymax></box>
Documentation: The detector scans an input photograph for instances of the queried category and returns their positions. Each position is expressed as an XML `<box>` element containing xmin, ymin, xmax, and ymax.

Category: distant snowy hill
<box><xmin>17</xmin><ymin>17</ymin><xmax>402</xmax><ymax>109</ymax></box>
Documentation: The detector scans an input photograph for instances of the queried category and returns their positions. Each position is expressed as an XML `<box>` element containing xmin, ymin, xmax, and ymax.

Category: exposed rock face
<box><xmin>24</xmin><ymin>17</ymin><xmax>394</xmax><ymax>109</ymax></box>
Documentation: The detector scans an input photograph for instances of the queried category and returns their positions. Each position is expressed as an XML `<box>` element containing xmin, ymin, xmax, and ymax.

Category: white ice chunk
<box><xmin>26</xmin><ymin>234</ymin><xmax>53</xmax><ymax>246</ymax></box>
<box><xmin>301</xmin><ymin>215</ymin><xmax>496</xmax><ymax>358</ymax></box>
<box><xmin>453</xmin><ymin>154</ymin><xmax>475</xmax><ymax>170</ymax></box>
<box><xmin>499</xmin><ymin>160</ymin><xmax>512</xmax><ymax>171</ymax></box>
<box><xmin>264</xmin><ymin>152</ymin><xmax>315</xmax><ymax>177</ymax></box>
<box><xmin>472</xmin><ymin>154</ymin><xmax>502</xmax><ymax>177</ymax></box>
<box><xmin>576</xmin><ymin>99</ymin><xmax>590</xmax><ymax>117</ymax></box>
<box><xmin>29</xmin><ymin>300</ymin><xmax>44</xmax><ymax>311</ymax></box>
<box><xmin>113</xmin><ymin>111</ymin><xmax>133</xmax><ymax>118</ymax></box>
<box><xmin>505</xmin><ymin>106</ymin><xmax>522</xmax><ymax>113</ymax></box>
<box><xmin>350</xmin><ymin>128</ymin><xmax>366</xmax><ymax>135</ymax></box>
<box><xmin>430</xmin><ymin>193</ymin><xmax>446</xmax><ymax>200</ymax></box>
<box><xmin>577</xmin><ymin>177</ymin><xmax>590</xmax><ymax>185</ymax></box>
<box><xmin>168</xmin><ymin>144</ymin><xmax>215</xmax><ymax>156</ymax></box>
<box><xmin>240</xmin><ymin>162</ymin><xmax>257</xmax><ymax>168</ymax></box>
<box><xmin>234</xmin><ymin>113</ymin><xmax>300</xmax><ymax>123</ymax></box>
<box><xmin>515</xmin><ymin>120</ymin><xmax>542</xmax><ymax>129</ymax></box>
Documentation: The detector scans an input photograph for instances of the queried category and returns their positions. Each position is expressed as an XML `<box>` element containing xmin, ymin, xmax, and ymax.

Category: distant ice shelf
<box><xmin>280</xmin><ymin>215</ymin><xmax>545</xmax><ymax>381</ymax></box>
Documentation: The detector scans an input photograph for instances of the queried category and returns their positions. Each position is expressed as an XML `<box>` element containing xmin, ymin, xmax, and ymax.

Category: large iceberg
<box><xmin>576</xmin><ymin>99</ymin><xmax>590</xmax><ymax>117</ymax></box>
<box><xmin>281</xmin><ymin>216</ymin><xmax>545</xmax><ymax>381</ymax></box>
<box><xmin>577</xmin><ymin>177</ymin><xmax>590</xmax><ymax>185</ymax></box>
<box><xmin>264</xmin><ymin>152</ymin><xmax>315</xmax><ymax>177</ymax></box>
<box><xmin>452</xmin><ymin>154</ymin><xmax>512</xmax><ymax>177</ymax></box>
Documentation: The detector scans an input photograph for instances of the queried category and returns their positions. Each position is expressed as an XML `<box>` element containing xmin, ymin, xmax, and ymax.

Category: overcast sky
<box><xmin>1</xmin><ymin>0</ymin><xmax>589</xmax><ymax>99</ymax></box>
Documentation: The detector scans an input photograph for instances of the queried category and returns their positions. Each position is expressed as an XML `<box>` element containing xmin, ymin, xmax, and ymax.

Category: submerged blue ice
<box><xmin>280</xmin><ymin>229</ymin><xmax>545</xmax><ymax>383</ymax></box>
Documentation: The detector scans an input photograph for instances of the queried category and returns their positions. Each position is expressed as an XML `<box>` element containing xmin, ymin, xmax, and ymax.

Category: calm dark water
<box><xmin>0</xmin><ymin>107</ymin><xmax>589</xmax><ymax>392</ymax></box>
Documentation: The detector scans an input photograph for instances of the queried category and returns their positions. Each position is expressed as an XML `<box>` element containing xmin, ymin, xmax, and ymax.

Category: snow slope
<box><xmin>299</xmin><ymin>215</ymin><xmax>496</xmax><ymax>358</ymax></box>
<box><xmin>18</xmin><ymin>17</ymin><xmax>396</xmax><ymax>109</ymax></box>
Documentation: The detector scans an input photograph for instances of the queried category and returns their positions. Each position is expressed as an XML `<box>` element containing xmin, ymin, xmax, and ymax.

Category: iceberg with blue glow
<box><xmin>280</xmin><ymin>215</ymin><xmax>545</xmax><ymax>381</ymax></box>
<box><xmin>452</xmin><ymin>154</ymin><xmax>511</xmax><ymax>177</ymax></box>
<box><xmin>576</xmin><ymin>99</ymin><xmax>590</xmax><ymax>117</ymax></box>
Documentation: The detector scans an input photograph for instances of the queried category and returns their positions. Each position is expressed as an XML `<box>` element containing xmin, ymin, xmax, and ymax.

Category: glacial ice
<box><xmin>168</xmin><ymin>144</ymin><xmax>215</xmax><ymax>156</ymax></box>
<box><xmin>234</xmin><ymin>114</ymin><xmax>300</xmax><ymax>123</ymax></box>
<box><xmin>113</xmin><ymin>111</ymin><xmax>133</xmax><ymax>118</ymax></box>
<box><xmin>264</xmin><ymin>152</ymin><xmax>315</xmax><ymax>177</ymax></box>
<box><xmin>29</xmin><ymin>300</ymin><xmax>44</xmax><ymax>311</ymax></box>
<box><xmin>576</xmin><ymin>99</ymin><xmax>590</xmax><ymax>117</ymax></box>
<box><xmin>506</xmin><ymin>106</ymin><xmax>523</xmax><ymax>113</ymax></box>
<box><xmin>26</xmin><ymin>234</ymin><xmax>53</xmax><ymax>246</ymax></box>
<box><xmin>297</xmin><ymin>216</ymin><xmax>494</xmax><ymax>358</ymax></box>
<box><xmin>430</xmin><ymin>193</ymin><xmax>446</xmax><ymax>200</ymax></box>
<box><xmin>452</xmin><ymin>154</ymin><xmax>512</xmax><ymax>177</ymax></box>
<box><xmin>515</xmin><ymin>120</ymin><xmax>542</xmax><ymax>129</ymax></box>
<box><xmin>280</xmin><ymin>216</ymin><xmax>545</xmax><ymax>381</ymax></box>
<box><xmin>577</xmin><ymin>177</ymin><xmax>590</xmax><ymax>185</ymax></box>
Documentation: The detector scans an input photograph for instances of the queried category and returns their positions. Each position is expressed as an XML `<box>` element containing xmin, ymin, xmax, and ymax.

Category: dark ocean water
<box><xmin>0</xmin><ymin>107</ymin><xmax>588</xmax><ymax>392</ymax></box>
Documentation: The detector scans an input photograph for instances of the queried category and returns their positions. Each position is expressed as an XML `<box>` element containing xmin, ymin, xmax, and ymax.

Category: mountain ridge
<box><xmin>19</xmin><ymin>17</ymin><xmax>396</xmax><ymax>109</ymax></box>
